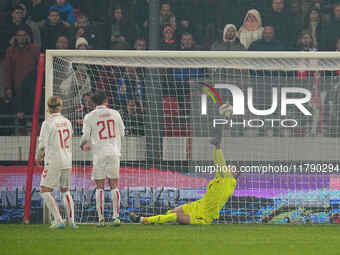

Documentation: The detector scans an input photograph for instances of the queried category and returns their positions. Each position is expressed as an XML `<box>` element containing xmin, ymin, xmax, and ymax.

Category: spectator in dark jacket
<box><xmin>3</xmin><ymin>26</ymin><xmax>40</xmax><ymax>124</ymax></box>
<box><xmin>122</xmin><ymin>99</ymin><xmax>144</xmax><ymax>136</ymax></box>
<box><xmin>160</xmin><ymin>25</ymin><xmax>177</xmax><ymax>50</ymax></box>
<box><xmin>160</xmin><ymin>2</ymin><xmax>176</xmax><ymax>28</ymax></box>
<box><xmin>310</xmin><ymin>0</ymin><xmax>333</xmax><ymax>25</ymax></box>
<box><xmin>249</xmin><ymin>25</ymin><xmax>285</xmax><ymax>51</ymax></box>
<box><xmin>111</xmin><ymin>6</ymin><xmax>136</xmax><ymax>48</ymax></box>
<box><xmin>4</xmin><ymin>26</ymin><xmax>40</xmax><ymax>94</ymax></box>
<box><xmin>296</xmin><ymin>30</ymin><xmax>317</xmax><ymax>51</ymax></box>
<box><xmin>29</xmin><ymin>0</ymin><xmax>49</xmax><ymax>23</ymax></box>
<box><xmin>321</xmin><ymin>3</ymin><xmax>340</xmax><ymax>51</ymax></box>
<box><xmin>49</xmin><ymin>0</ymin><xmax>74</xmax><ymax>27</ymax></box>
<box><xmin>40</xmin><ymin>9</ymin><xmax>70</xmax><ymax>50</ymax></box>
<box><xmin>177</xmin><ymin>16</ymin><xmax>199</xmax><ymax>45</ymax></box>
<box><xmin>179</xmin><ymin>32</ymin><xmax>200</xmax><ymax>51</ymax></box>
<box><xmin>74</xmin><ymin>93</ymin><xmax>93</xmax><ymax>135</ymax></box>
<box><xmin>18</xmin><ymin>2</ymin><xmax>41</xmax><ymax>48</ymax></box>
<box><xmin>15</xmin><ymin>66</ymin><xmax>37</xmax><ymax>133</ymax></box>
<box><xmin>210</xmin><ymin>24</ymin><xmax>245</xmax><ymax>51</ymax></box>
<box><xmin>74</xmin><ymin>13</ymin><xmax>99</xmax><ymax>49</ymax></box>
<box><xmin>0</xmin><ymin>5</ymin><xmax>33</xmax><ymax>55</ymax></box>
<box><xmin>302</xmin><ymin>8</ymin><xmax>323</xmax><ymax>50</ymax></box>
<box><xmin>263</xmin><ymin>0</ymin><xmax>296</xmax><ymax>48</ymax></box>
<box><xmin>0</xmin><ymin>88</ymin><xmax>15</xmax><ymax>136</ymax></box>
<box><xmin>134</xmin><ymin>0</ymin><xmax>148</xmax><ymax>37</ymax></box>
<box><xmin>288</xmin><ymin>0</ymin><xmax>304</xmax><ymax>32</ymax></box>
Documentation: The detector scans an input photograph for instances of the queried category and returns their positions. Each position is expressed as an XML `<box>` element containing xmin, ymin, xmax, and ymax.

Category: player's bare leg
<box><xmin>169</xmin><ymin>206</ymin><xmax>191</xmax><ymax>224</ymax></box>
<box><xmin>40</xmin><ymin>186</ymin><xmax>65</xmax><ymax>229</ymax></box>
<box><xmin>109</xmin><ymin>178</ymin><xmax>120</xmax><ymax>226</ymax></box>
<box><xmin>175</xmin><ymin>213</ymin><xmax>191</xmax><ymax>224</ymax></box>
<box><xmin>168</xmin><ymin>205</ymin><xmax>185</xmax><ymax>214</ymax></box>
<box><xmin>95</xmin><ymin>179</ymin><xmax>105</xmax><ymax>227</ymax></box>
<box><xmin>60</xmin><ymin>187</ymin><xmax>78</xmax><ymax>228</ymax></box>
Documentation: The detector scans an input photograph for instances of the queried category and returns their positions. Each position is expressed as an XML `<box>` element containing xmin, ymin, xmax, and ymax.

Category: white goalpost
<box><xmin>43</xmin><ymin>50</ymin><xmax>340</xmax><ymax>224</ymax></box>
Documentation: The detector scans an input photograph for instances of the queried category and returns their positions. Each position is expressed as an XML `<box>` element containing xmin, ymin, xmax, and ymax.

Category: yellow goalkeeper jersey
<box><xmin>183</xmin><ymin>149</ymin><xmax>237</xmax><ymax>224</ymax></box>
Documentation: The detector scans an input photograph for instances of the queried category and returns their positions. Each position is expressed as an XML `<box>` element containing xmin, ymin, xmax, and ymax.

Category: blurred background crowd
<box><xmin>1</xmin><ymin>0</ymin><xmax>340</xmax><ymax>137</ymax></box>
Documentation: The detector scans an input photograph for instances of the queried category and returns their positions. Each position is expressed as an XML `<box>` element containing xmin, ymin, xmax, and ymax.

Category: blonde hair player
<box><xmin>130</xmin><ymin>104</ymin><xmax>238</xmax><ymax>224</ymax></box>
<box><xmin>80</xmin><ymin>90</ymin><xmax>125</xmax><ymax>227</ymax></box>
<box><xmin>36</xmin><ymin>96</ymin><xmax>77</xmax><ymax>229</ymax></box>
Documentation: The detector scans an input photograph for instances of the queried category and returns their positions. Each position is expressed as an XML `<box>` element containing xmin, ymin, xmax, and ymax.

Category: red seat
<box><xmin>173</xmin><ymin>123</ymin><xmax>192</xmax><ymax>137</ymax></box>
<box><xmin>162</xmin><ymin>96</ymin><xmax>179</xmax><ymax>116</ymax></box>
<box><xmin>163</xmin><ymin>117</ymin><xmax>174</xmax><ymax>136</ymax></box>
<box><xmin>162</xmin><ymin>96</ymin><xmax>192</xmax><ymax>137</ymax></box>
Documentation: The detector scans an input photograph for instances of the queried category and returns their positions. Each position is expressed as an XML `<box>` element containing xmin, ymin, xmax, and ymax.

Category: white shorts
<box><xmin>92</xmin><ymin>155</ymin><xmax>120</xmax><ymax>180</ymax></box>
<box><xmin>40</xmin><ymin>168</ymin><xmax>71</xmax><ymax>190</ymax></box>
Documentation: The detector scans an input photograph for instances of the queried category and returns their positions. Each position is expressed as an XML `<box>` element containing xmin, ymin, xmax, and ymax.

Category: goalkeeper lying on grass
<box><xmin>130</xmin><ymin>108</ymin><xmax>238</xmax><ymax>224</ymax></box>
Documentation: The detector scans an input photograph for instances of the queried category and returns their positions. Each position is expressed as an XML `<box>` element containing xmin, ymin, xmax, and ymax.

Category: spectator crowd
<box><xmin>1</xmin><ymin>0</ymin><xmax>340</xmax><ymax>136</ymax></box>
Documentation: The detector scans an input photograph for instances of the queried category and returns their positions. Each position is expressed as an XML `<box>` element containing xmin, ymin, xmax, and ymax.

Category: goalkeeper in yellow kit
<box><xmin>130</xmin><ymin>112</ymin><xmax>238</xmax><ymax>224</ymax></box>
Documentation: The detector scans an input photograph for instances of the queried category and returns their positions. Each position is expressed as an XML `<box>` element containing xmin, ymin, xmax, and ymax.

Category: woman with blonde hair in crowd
<box><xmin>239</xmin><ymin>9</ymin><xmax>264</xmax><ymax>49</ymax></box>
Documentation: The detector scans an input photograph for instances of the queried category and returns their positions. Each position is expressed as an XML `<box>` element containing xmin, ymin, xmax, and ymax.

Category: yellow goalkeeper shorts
<box><xmin>183</xmin><ymin>176</ymin><xmax>237</xmax><ymax>224</ymax></box>
<box><xmin>183</xmin><ymin>199</ymin><xmax>213</xmax><ymax>224</ymax></box>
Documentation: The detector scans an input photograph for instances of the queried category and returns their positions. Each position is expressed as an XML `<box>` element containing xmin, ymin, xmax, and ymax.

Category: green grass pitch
<box><xmin>1</xmin><ymin>224</ymin><xmax>340</xmax><ymax>255</ymax></box>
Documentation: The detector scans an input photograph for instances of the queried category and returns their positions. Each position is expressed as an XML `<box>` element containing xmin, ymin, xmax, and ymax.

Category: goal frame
<box><xmin>23</xmin><ymin>53</ymin><xmax>45</xmax><ymax>223</ymax></box>
<box><xmin>39</xmin><ymin>50</ymin><xmax>340</xmax><ymax>224</ymax></box>
<box><xmin>45</xmin><ymin>49</ymin><xmax>340</xmax><ymax>113</ymax></box>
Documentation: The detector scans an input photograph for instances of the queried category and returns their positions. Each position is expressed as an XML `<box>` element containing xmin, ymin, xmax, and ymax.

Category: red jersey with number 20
<box><xmin>38</xmin><ymin>113</ymin><xmax>72</xmax><ymax>170</ymax></box>
<box><xmin>81</xmin><ymin>105</ymin><xmax>125</xmax><ymax>157</ymax></box>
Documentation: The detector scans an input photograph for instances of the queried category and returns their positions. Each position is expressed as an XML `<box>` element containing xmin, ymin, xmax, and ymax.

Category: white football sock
<box><xmin>41</xmin><ymin>192</ymin><xmax>62</xmax><ymax>223</ymax></box>
<box><xmin>111</xmin><ymin>188</ymin><xmax>120</xmax><ymax>219</ymax></box>
<box><xmin>96</xmin><ymin>189</ymin><xmax>104</xmax><ymax>221</ymax></box>
<box><xmin>62</xmin><ymin>191</ymin><xmax>75</xmax><ymax>224</ymax></box>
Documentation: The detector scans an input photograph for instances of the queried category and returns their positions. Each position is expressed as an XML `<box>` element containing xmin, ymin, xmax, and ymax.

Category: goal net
<box><xmin>43</xmin><ymin>51</ymin><xmax>340</xmax><ymax>224</ymax></box>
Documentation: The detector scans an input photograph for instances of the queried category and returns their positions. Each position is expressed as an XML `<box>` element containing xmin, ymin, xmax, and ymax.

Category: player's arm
<box><xmin>35</xmin><ymin>121</ymin><xmax>48</xmax><ymax>165</ymax></box>
<box><xmin>80</xmin><ymin>114</ymin><xmax>91</xmax><ymax>151</ymax></box>
<box><xmin>213</xmin><ymin>149</ymin><xmax>226</xmax><ymax>168</ymax></box>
